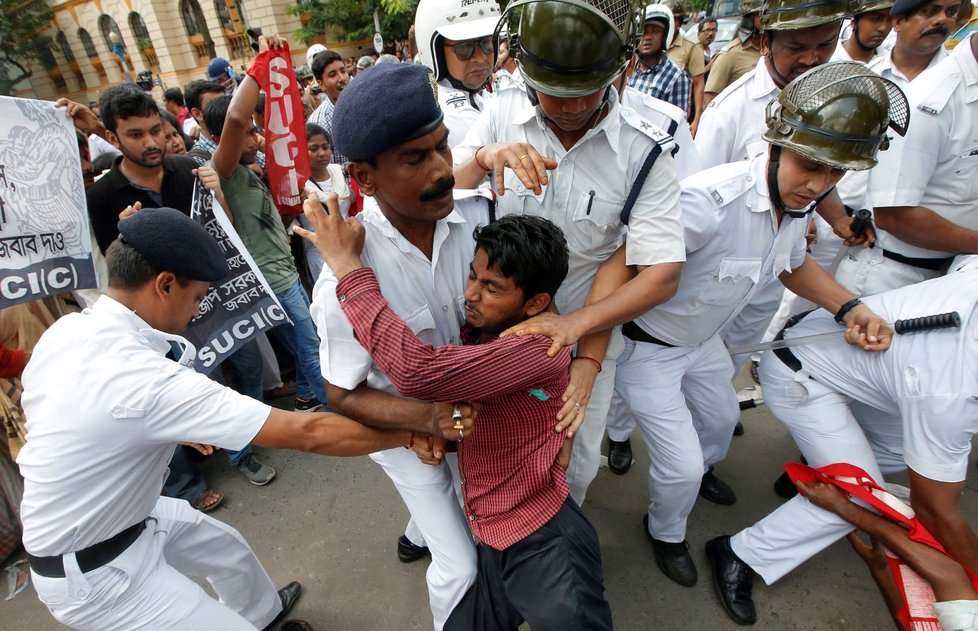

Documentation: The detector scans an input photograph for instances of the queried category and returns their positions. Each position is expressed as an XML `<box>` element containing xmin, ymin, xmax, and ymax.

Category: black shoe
<box><xmin>263</xmin><ymin>581</ymin><xmax>302</xmax><ymax>630</ymax></box>
<box><xmin>700</xmin><ymin>466</ymin><xmax>737</xmax><ymax>506</ymax></box>
<box><xmin>749</xmin><ymin>360</ymin><xmax>760</xmax><ymax>385</ymax></box>
<box><xmin>733</xmin><ymin>421</ymin><xmax>745</xmax><ymax>436</ymax></box>
<box><xmin>773</xmin><ymin>470</ymin><xmax>799</xmax><ymax>499</ymax></box>
<box><xmin>644</xmin><ymin>515</ymin><xmax>697</xmax><ymax>587</ymax></box>
<box><xmin>608</xmin><ymin>438</ymin><xmax>633</xmax><ymax>475</ymax></box>
<box><xmin>397</xmin><ymin>535</ymin><xmax>431</xmax><ymax>563</ymax></box>
<box><xmin>706</xmin><ymin>536</ymin><xmax>757</xmax><ymax>625</ymax></box>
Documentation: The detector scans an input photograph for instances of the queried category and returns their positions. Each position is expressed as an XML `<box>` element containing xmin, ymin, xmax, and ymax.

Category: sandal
<box><xmin>191</xmin><ymin>490</ymin><xmax>224</xmax><ymax>513</ymax></box>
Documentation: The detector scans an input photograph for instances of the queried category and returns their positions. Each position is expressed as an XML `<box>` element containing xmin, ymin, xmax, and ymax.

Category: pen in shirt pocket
<box><xmin>586</xmin><ymin>190</ymin><xmax>595</xmax><ymax>215</ymax></box>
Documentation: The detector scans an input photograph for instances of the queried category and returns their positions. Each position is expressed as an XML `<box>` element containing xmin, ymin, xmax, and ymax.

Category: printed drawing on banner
<box><xmin>184</xmin><ymin>180</ymin><xmax>291</xmax><ymax>372</ymax></box>
<box><xmin>0</xmin><ymin>96</ymin><xmax>98</xmax><ymax>307</ymax></box>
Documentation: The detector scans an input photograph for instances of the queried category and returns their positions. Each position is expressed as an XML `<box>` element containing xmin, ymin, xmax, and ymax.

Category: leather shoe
<box><xmin>733</xmin><ymin>421</ymin><xmax>745</xmax><ymax>436</ymax></box>
<box><xmin>699</xmin><ymin>466</ymin><xmax>737</xmax><ymax>506</ymax></box>
<box><xmin>644</xmin><ymin>515</ymin><xmax>697</xmax><ymax>586</ymax></box>
<box><xmin>706</xmin><ymin>536</ymin><xmax>757</xmax><ymax>625</ymax></box>
<box><xmin>773</xmin><ymin>470</ymin><xmax>799</xmax><ymax>499</ymax></box>
<box><xmin>608</xmin><ymin>438</ymin><xmax>633</xmax><ymax>475</ymax></box>
<box><xmin>263</xmin><ymin>581</ymin><xmax>302</xmax><ymax>630</ymax></box>
<box><xmin>397</xmin><ymin>535</ymin><xmax>431</xmax><ymax>563</ymax></box>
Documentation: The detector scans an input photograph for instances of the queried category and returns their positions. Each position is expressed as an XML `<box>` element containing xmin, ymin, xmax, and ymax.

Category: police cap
<box><xmin>890</xmin><ymin>0</ymin><xmax>931</xmax><ymax>15</ymax></box>
<box><xmin>332</xmin><ymin>63</ymin><xmax>444</xmax><ymax>161</ymax></box>
<box><xmin>118</xmin><ymin>208</ymin><xmax>228</xmax><ymax>281</ymax></box>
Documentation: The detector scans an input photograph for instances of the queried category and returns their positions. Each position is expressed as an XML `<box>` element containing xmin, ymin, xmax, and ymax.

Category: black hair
<box><xmin>98</xmin><ymin>84</ymin><xmax>158</xmax><ymax>133</ymax></box>
<box><xmin>473</xmin><ymin>216</ymin><xmax>568</xmax><ymax>300</ymax></box>
<box><xmin>184</xmin><ymin>79</ymin><xmax>226</xmax><ymax>112</ymax></box>
<box><xmin>163</xmin><ymin>87</ymin><xmax>185</xmax><ymax>107</ymax></box>
<box><xmin>202</xmin><ymin>94</ymin><xmax>232</xmax><ymax>139</ymax></box>
<box><xmin>305</xmin><ymin>123</ymin><xmax>332</xmax><ymax>148</ymax></box>
<box><xmin>158</xmin><ymin>107</ymin><xmax>191</xmax><ymax>151</ymax></box>
<box><xmin>699</xmin><ymin>15</ymin><xmax>718</xmax><ymax>31</ymax></box>
<box><xmin>312</xmin><ymin>50</ymin><xmax>344</xmax><ymax>81</ymax></box>
<box><xmin>105</xmin><ymin>239</ymin><xmax>190</xmax><ymax>290</ymax></box>
<box><xmin>256</xmin><ymin>92</ymin><xmax>265</xmax><ymax>116</ymax></box>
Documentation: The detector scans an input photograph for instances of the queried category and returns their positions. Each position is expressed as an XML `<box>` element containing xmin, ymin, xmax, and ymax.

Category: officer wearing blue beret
<box><xmin>16</xmin><ymin>207</ymin><xmax>440</xmax><ymax>629</ymax></box>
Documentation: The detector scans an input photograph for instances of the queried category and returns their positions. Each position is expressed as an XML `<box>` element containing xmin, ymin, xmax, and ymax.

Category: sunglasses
<box><xmin>445</xmin><ymin>36</ymin><xmax>494</xmax><ymax>61</ymax></box>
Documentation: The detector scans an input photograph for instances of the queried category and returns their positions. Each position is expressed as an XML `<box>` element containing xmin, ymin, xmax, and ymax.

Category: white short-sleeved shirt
<box><xmin>830</xmin><ymin>39</ymin><xmax>884</xmax><ymax>64</ymax></box>
<box><xmin>438</xmin><ymin>78</ymin><xmax>488</xmax><ymax>149</ymax></box>
<box><xmin>695</xmin><ymin>58</ymin><xmax>779</xmax><ymax>170</ymax></box>
<box><xmin>454</xmin><ymin>88</ymin><xmax>686</xmax><ymax>317</ymax></box>
<box><xmin>310</xmin><ymin>192</ymin><xmax>491</xmax><ymax>395</ymax></box>
<box><xmin>868</xmin><ymin>37</ymin><xmax>978</xmax><ymax>259</ymax></box>
<box><xmin>635</xmin><ymin>155</ymin><xmax>809</xmax><ymax>346</ymax></box>
<box><xmin>786</xmin><ymin>270</ymin><xmax>978</xmax><ymax>483</ymax></box>
<box><xmin>867</xmin><ymin>46</ymin><xmax>947</xmax><ymax>92</ymax></box>
<box><xmin>17</xmin><ymin>296</ymin><xmax>270</xmax><ymax>556</ymax></box>
<box><xmin>622</xmin><ymin>87</ymin><xmax>704</xmax><ymax>179</ymax></box>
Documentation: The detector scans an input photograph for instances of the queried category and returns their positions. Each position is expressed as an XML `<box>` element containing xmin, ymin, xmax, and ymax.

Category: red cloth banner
<box><xmin>247</xmin><ymin>45</ymin><xmax>310</xmax><ymax>216</ymax></box>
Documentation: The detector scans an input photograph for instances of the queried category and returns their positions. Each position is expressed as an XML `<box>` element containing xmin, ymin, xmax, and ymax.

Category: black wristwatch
<box><xmin>835</xmin><ymin>298</ymin><xmax>863</xmax><ymax>324</ymax></box>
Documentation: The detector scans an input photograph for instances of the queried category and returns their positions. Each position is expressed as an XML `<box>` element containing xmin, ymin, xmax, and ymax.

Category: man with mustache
<box><xmin>306</xmin><ymin>62</ymin><xmax>504</xmax><ymax>630</ymax></box>
<box><xmin>833</xmin><ymin>0</ymin><xmax>895</xmax><ymax>63</ymax></box>
<box><xmin>866</xmin><ymin>0</ymin><xmax>958</xmax><ymax>89</ymax></box>
<box><xmin>414</xmin><ymin>0</ymin><xmax>501</xmax><ymax>149</ymax></box>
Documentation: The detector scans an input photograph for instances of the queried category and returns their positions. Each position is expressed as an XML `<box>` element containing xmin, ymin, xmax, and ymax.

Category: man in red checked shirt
<box><xmin>297</xmin><ymin>201</ymin><xmax>614</xmax><ymax>631</ymax></box>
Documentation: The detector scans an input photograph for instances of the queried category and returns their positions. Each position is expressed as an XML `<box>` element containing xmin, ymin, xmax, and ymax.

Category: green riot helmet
<box><xmin>502</xmin><ymin>0</ymin><xmax>642</xmax><ymax>98</ymax></box>
<box><xmin>740</xmin><ymin>0</ymin><xmax>766</xmax><ymax>15</ymax></box>
<box><xmin>760</xmin><ymin>0</ymin><xmax>848</xmax><ymax>30</ymax></box>
<box><xmin>847</xmin><ymin>0</ymin><xmax>895</xmax><ymax>15</ymax></box>
<box><xmin>764</xmin><ymin>61</ymin><xmax>909</xmax><ymax>171</ymax></box>
<box><xmin>660</xmin><ymin>0</ymin><xmax>693</xmax><ymax>22</ymax></box>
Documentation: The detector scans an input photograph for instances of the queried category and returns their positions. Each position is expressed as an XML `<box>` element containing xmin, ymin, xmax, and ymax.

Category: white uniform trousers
<box><xmin>835</xmin><ymin>245</ymin><xmax>940</xmax><ymax>297</ymax></box>
<box><xmin>370</xmin><ymin>446</ymin><xmax>477</xmax><ymax>630</ymax></box>
<box><xmin>605</xmin><ymin>389</ymin><xmax>637</xmax><ymax>443</ymax></box>
<box><xmin>615</xmin><ymin>335</ymin><xmax>740</xmax><ymax>542</ymax></box>
<box><xmin>566</xmin><ymin>353</ymin><xmax>618</xmax><ymax>504</ymax></box>
<box><xmin>730</xmin><ymin>352</ymin><xmax>906</xmax><ymax>583</ymax></box>
<box><xmin>722</xmin><ymin>280</ymin><xmax>786</xmax><ymax>373</ymax></box>
<box><xmin>31</xmin><ymin>496</ymin><xmax>281</xmax><ymax>630</ymax></box>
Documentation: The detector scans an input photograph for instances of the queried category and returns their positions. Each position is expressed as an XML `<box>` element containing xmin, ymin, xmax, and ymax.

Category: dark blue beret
<box><xmin>118</xmin><ymin>208</ymin><xmax>229</xmax><ymax>282</ymax></box>
<box><xmin>890</xmin><ymin>0</ymin><xmax>929</xmax><ymax>14</ymax></box>
<box><xmin>332</xmin><ymin>63</ymin><xmax>445</xmax><ymax>161</ymax></box>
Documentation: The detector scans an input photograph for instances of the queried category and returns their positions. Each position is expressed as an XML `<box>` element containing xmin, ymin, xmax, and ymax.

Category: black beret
<box><xmin>118</xmin><ymin>208</ymin><xmax>228</xmax><ymax>282</ymax></box>
<box><xmin>890</xmin><ymin>0</ymin><xmax>929</xmax><ymax>14</ymax></box>
<box><xmin>332</xmin><ymin>63</ymin><xmax>444</xmax><ymax>161</ymax></box>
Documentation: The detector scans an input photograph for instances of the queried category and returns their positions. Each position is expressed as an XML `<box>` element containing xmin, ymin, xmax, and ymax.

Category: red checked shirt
<box><xmin>337</xmin><ymin>268</ymin><xmax>571</xmax><ymax>550</ymax></box>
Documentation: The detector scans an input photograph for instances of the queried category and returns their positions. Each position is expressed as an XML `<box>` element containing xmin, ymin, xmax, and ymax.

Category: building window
<box><xmin>56</xmin><ymin>32</ymin><xmax>75</xmax><ymax>62</ymax></box>
<box><xmin>79</xmin><ymin>29</ymin><xmax>98</xmax><ymax>57</ymax></box>
<box><xmin>98</xmin><ymin>14</ymin><xmax>126</xmax><ymax>52</ymax></box>
<box><xmin>129</xmin><ymin>12</ymin><xmax>153</xmax><ymax>49</ymax></box>
<box><xmin>181</xmin><ymin>0</ymin><xmax>202</xmax><ymax>35</ymax></box>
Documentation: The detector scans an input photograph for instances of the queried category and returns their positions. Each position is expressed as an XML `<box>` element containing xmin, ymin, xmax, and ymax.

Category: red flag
<box><xmin>246</xmin><ymin>44</ymin><xmax>310</xmax><ymax>216</ymax></box>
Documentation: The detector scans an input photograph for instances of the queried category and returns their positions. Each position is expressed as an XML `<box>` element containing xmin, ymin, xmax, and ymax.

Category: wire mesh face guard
<box><xmin>764</xmin><ymin>61</ymin><xmax>910</xmax><ymax>170</ymax></box>
<box><xmin>499</xmin><ymin>0</ymin><xmax>644</xmax><ymax>97</ymax></box>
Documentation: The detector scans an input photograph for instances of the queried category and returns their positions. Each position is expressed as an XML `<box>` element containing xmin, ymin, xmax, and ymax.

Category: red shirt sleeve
<box><xmin>0</xmin><ymin>345</ymin><xmax>27</xmax><ymax>378</ymax></box>
<box><xmin>337</xmin><ymin>267</ymin><xmax>570</xmax><ymax>401</ymax></box>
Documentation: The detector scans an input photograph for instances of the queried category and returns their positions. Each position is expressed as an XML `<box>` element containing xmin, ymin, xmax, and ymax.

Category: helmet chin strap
<box><xmin>851</xmin><ymin>17</ymin><xmax>877</xmax><ymax>52</ymax></box>
<box><xmin>767</xmin><ymin>145</ymin><xmax>833</xmax><ymax>219</ymax></box>
<box><xmin>765</xmin><ymin>50</ymin><xmax>793</xmax><ymax>89</ymax></box>
<box><xmin>527</xmin><ymin>85</ymin><xmax>612</xmax><ymax>132</ymax></box>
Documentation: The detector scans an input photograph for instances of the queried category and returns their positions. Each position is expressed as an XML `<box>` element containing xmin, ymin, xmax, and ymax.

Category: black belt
<box><xmin>621</xmin><ymin>321</ymin><xmax>676</xmax><ymax>347</ymax></box>
<box><xmin>28</xmin><ymin>519</ymin><xmax>147</xmax><ymax>578</ymax></box>
<box><xmin>772</xmin><ymin>310</ymin><xmax>815</xmax><ymax>374</ymax></box>
<box><xmin>881</xmin><ymin>249</ymin><xmax>952</xmax><ymax>271</ymax></box>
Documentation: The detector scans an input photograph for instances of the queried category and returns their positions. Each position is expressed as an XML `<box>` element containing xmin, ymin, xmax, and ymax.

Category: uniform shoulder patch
<box><xmin>620</xmin><ymin>107</ymin><xmax>676</xmax><ymax>155</ymax></box>
<box><xmin>702</xmin><ymin>164</ymin><xmax>753</xmax><ymax>208</ymax></box>
<box><xmin>914</xmin><ymin>69</ymin><xmax>962</xmax><ymax>116</ymax></box>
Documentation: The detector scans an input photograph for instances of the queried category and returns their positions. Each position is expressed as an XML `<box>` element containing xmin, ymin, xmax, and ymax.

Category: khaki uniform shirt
<box><xmin>667</xmin><ymin>35</ymin><xmax>706</xmax><ymax>78</ymax></box>
<box><xmin>705</xmin><ymin>37</ymin><xmax>761</xmax><ymax>94</ymax></box>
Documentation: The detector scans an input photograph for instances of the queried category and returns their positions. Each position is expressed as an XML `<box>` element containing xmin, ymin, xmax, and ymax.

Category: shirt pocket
<box><xmin>697</xmin><ymin>257</ymin><xmax>762</xmax><ymax>306</ymax></box>
<box><xmin>745</xmin><ymin>139</ymin><xmax>768</xmax><ymax>161</ymax></box>
<box><xmin>570</xmin><ymin>190</ymin><xmax>624</xmax><ymax>256</ymax></box>
<box><xmin>403</xmin><ymin>305</ymin><xmax>437</xmax><ymax>336</ymax></box>
<box><xmin>950</xmin><ymin>148</ymin><xmax>978</xmax><ymax>202</ymax></box>
<box><xmin>502</xmin><ymin>173</ymin><xmax>546</xmax><ymax>218</ymax></box>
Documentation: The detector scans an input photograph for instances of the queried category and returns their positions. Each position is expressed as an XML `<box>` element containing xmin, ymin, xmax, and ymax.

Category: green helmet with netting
<box><xmin>847</xmin><ymin>0</ymin><xmax>895</xmax><ymax>16</ymax></box>
<box><xmin>760</xmin><ymin>0</ymin><xmax>848</xmax><ymax>30</ymax></box>
<box><xmin>764</xmin><ymin>61</ymin><xmax>909</xmax><ymax>171</ymax></box>
<box><xmin>502</xmin><ymin>0</ymin><xmax>643</xmax><ymax>98</ymax></box>
<box><xmin>740</xmin><ymin>0</ymin><xmax>766</xmax><ymax>15</ymax></box>
<box><xmin>660</xmin><ymin>0</ymin><xmax>693</xmax><ymax>20</ymax></box>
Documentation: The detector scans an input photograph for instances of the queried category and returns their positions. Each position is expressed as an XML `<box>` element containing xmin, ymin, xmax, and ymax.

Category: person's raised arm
<box><xmin>253</xmin><ymin>407</ymin><xmax>411</xmax><ymax>456</ymax></box>
<box><xmin>55</xmin><ymin>98</ymin><xmax>107</xmax><ymax>140</ymax></box>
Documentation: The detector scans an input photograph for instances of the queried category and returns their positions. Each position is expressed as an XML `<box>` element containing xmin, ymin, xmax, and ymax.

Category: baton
<box><xmin>849</xmin><ymin>208</ymin><xmax>871</xmax><ymax>238</ymax></box>
<box><xmin>728</xmin><ymin>311</ymin><xmax>962</xmax><ymax>356</ymax></box>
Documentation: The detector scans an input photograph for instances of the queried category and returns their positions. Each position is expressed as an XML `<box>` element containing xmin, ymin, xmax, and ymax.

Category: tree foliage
<box><xmin>291</xmin><ymin>0</ymin><xmax>419</xmax><ymax>47</ymax></box>
<box><xmin>0</xmin><ymin>0</ymin><xmax>55</xmax><ymax>95</ymax></box>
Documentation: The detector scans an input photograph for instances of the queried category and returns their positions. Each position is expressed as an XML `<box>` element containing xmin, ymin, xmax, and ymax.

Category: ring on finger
<box><xmin>517</xmin><ymin>154</ymin><xmax>529</xmax><ymax>161</ymax></box>
<box><xmin>452</xmin><ymin>404</ymin><xmax>464</xmax><ymax>431</ymax></box>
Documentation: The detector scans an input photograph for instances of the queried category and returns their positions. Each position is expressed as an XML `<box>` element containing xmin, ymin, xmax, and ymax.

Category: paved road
<box><xmin>3</xmin><ymin>382</ymin><xmax>976</xmax><ymax>630</ymax></box>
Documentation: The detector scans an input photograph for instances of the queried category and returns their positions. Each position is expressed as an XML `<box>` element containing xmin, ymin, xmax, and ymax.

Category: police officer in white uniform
<box><xmin>614</xmin><ymin>61</ymin><xmax>894</xmax><ymax>589</ymax></box>
<box><xmin>454</xmin><ymin>0</ymin><xmax>687</xmax><ymax>505</ymax></box>
<box><xmin>414</xmin><ymin>0</ymin><xmax>501</xmax><ymax>149</ymax></box>
<box><xmin>708</xmin><ymin>268</ymin><xmax>978</xmax><ymax>626</ymax></box>
<box><xmin>836</xmin><ymin>31</ymin><xmax>978</xmax><ymax>296</ymax></box>
<box><xmin>695</xmin><ymin>0</ymin><xmax>849</xmax><ymax>374</ymax></box>
<box><xmin>309</xmin><ymin>63</ymin><xmax>494</xmax><ymax>631</ymax></box>
<box><xmin>17</xmin><ymin>208</ymin><xmax>427</xmax><ymax>630</ymax></box>
<box><xmin>831</xmin><ymin>0</ymin><xmax>894</xmax><ymax>63</ymax></box>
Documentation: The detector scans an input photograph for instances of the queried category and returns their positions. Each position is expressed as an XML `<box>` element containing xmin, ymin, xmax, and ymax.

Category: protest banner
<box><xmin>183</xmin><ymin>180</ymin><xmax>290</xmax><ymax>372</ymax></box>
<box><xmin>0</xmin><ymin>97</ymin><xmax>97</xmax><ymax>307</ymax></box>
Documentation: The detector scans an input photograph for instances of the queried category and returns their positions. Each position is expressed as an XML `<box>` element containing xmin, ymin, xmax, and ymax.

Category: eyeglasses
<box><xmin>445</xmin><ymin>36</ymin><xmax>494</xmax><ymax>61</ymax></box>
